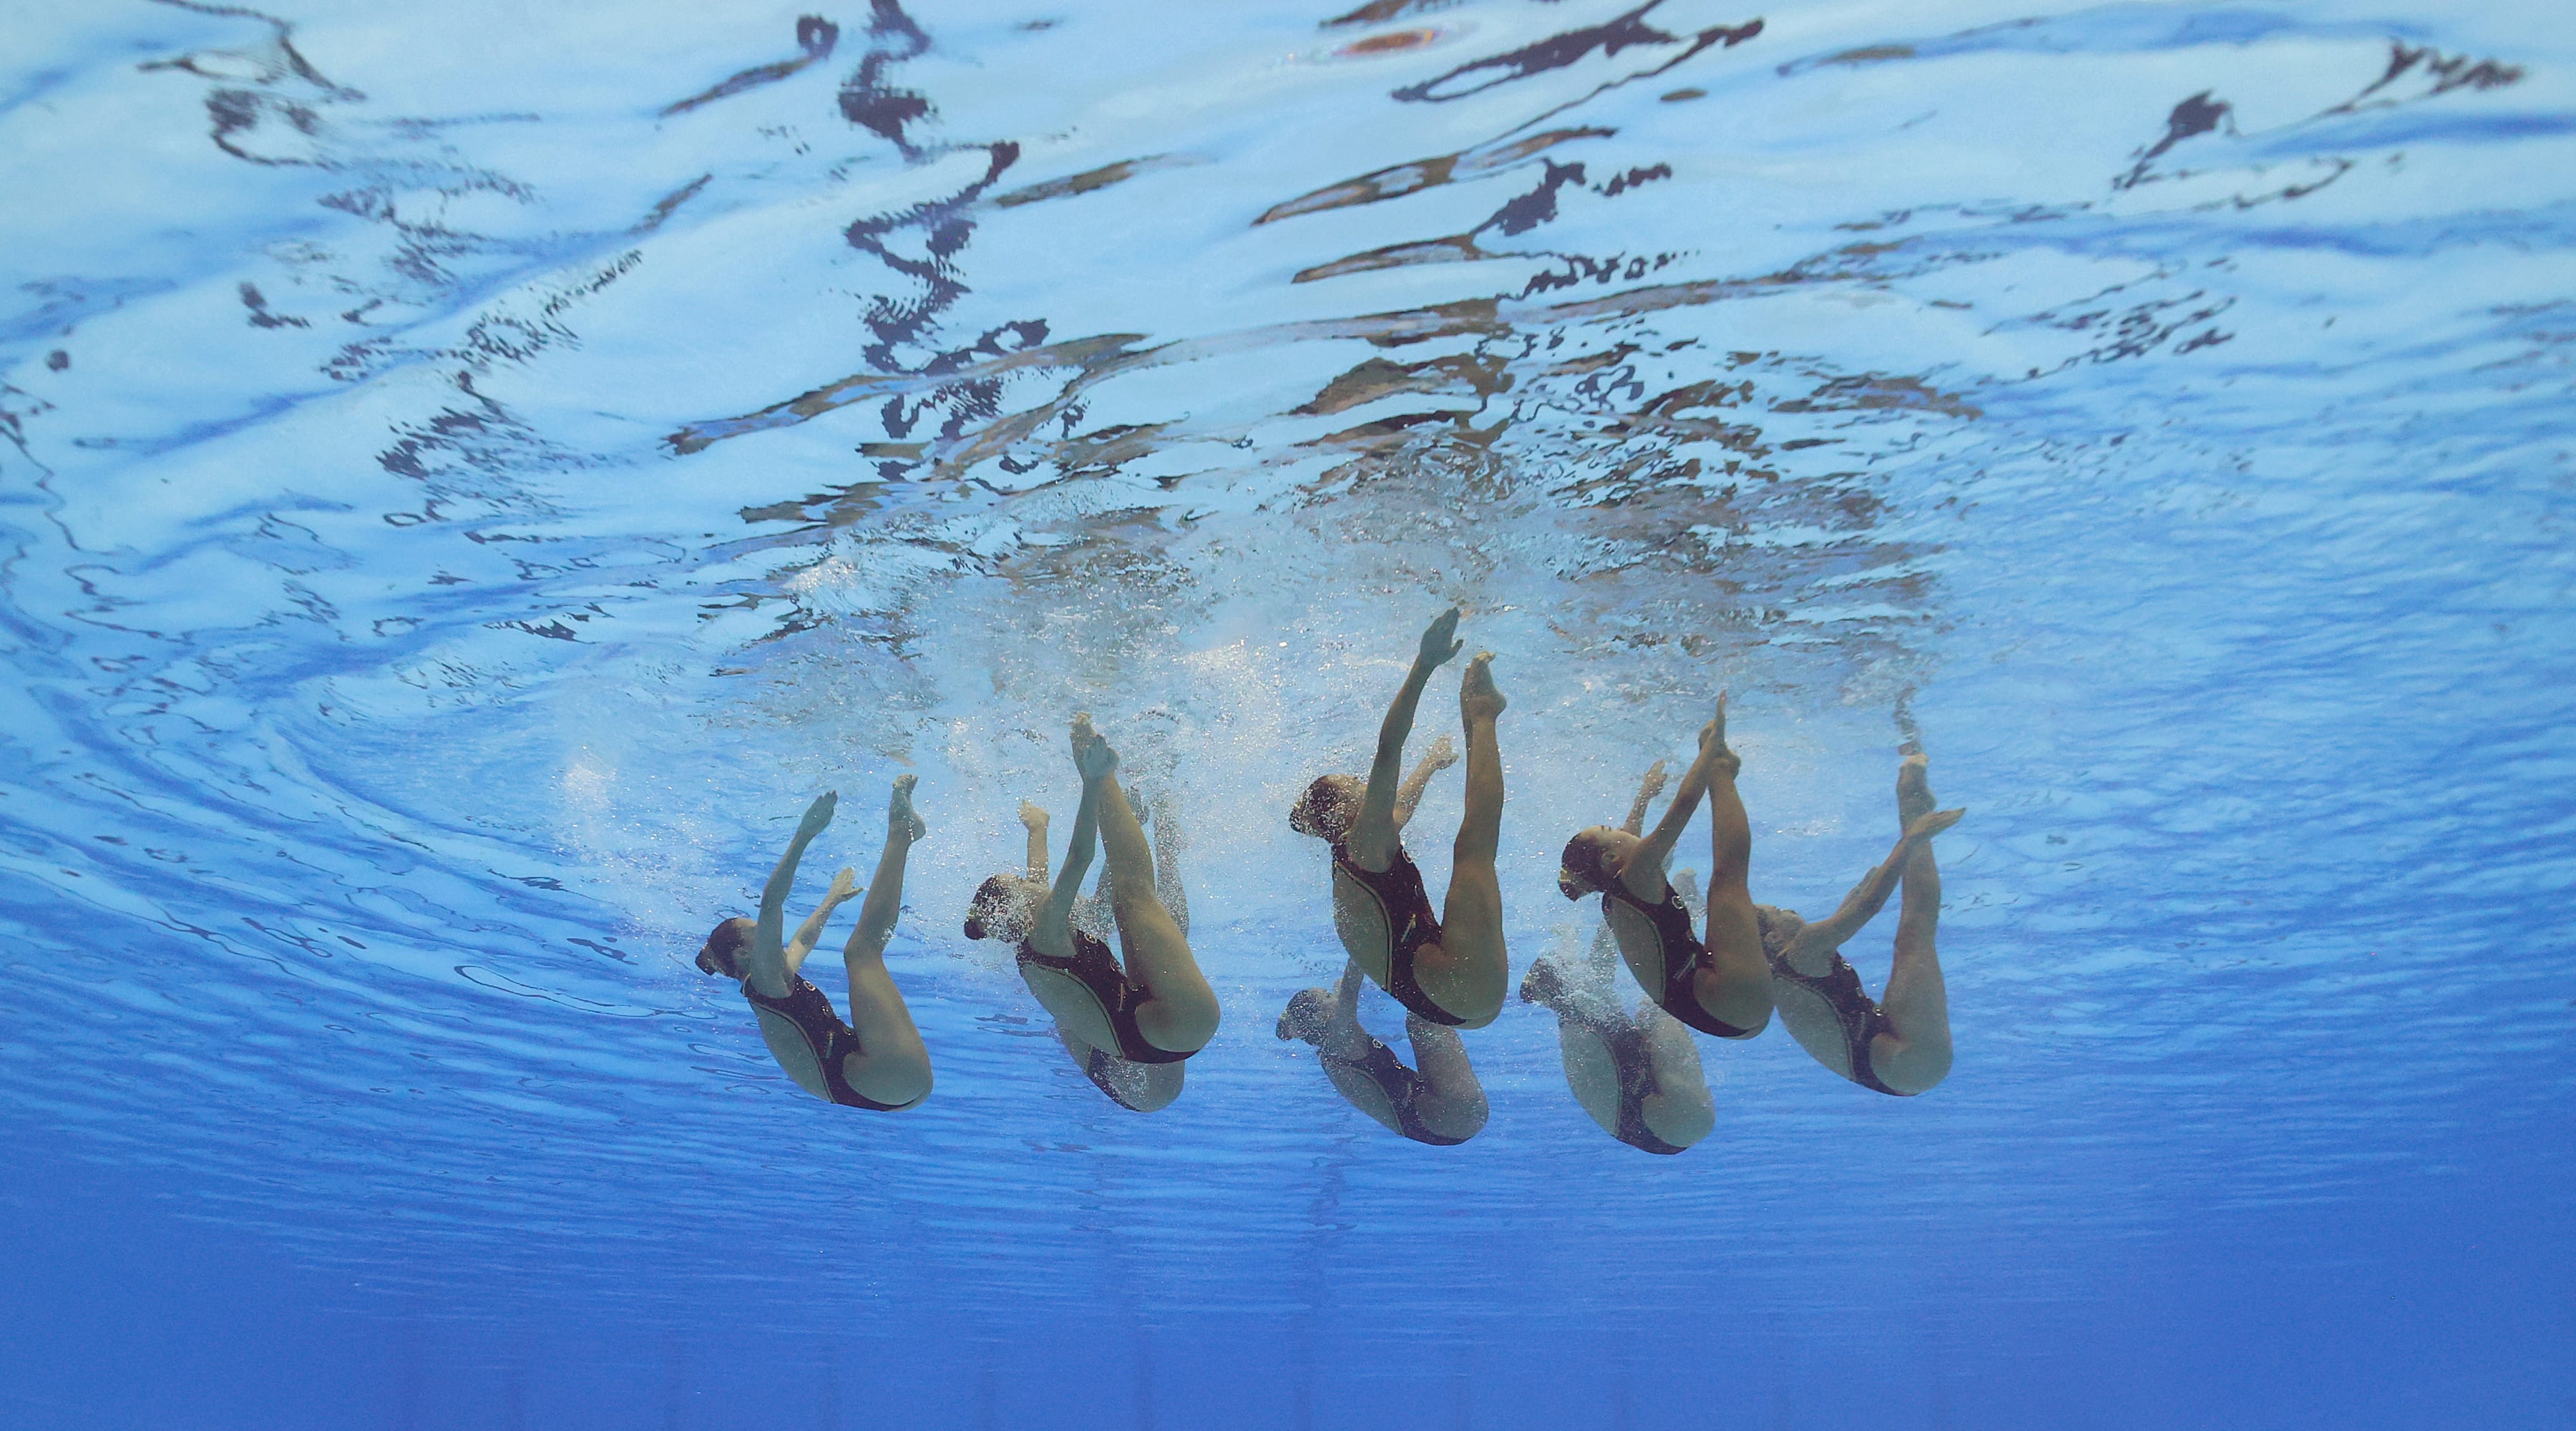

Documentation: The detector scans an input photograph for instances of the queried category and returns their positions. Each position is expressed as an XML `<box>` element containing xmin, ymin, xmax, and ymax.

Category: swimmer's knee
<box><xmin>851</xmin><ymin>1053</ymin><xmax>933</xmax><ymax>1110</ymax></box>
<box><xmin>1646</xmin><ymin>1093</ymin><xmax>1714</xmax><ymax>1149</ymax></box>
<box><xmin>1877</xmin><ymin>1039</ymin><xmax>1951</xmax><ymax>1095</ymax></box>
<box><xmin>1423</xmin><ymin>1093</ymin><xmax>1488</xmax><ymax>1143</ymax></box>
<box><xmin>1137</xmin><ymin>995</ymin><xmax>1219</xmax><ymax>1056</ymax></box>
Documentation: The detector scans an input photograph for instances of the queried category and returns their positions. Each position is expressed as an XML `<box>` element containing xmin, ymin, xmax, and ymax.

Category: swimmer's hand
<box><xmin>1018</xmin><ymin>800</ymin><xmax>1050</xmax><ymax>831</ymax></box>
<box><xmin>1417</xmin><ymin>606</ymin><xmax>1464</xmax><ymax>670</ymax></box>
<box><xmin>796</xmin><ymin>790</ymin><xmax>839</xmax><ymax>839</ymax></box>
<box><xmin>1638</xmin><ymin>758</ymin><xmax>1669</xmax><ymax>803</ymax></box>
<box><xmin>826</xmin><ymin>866</ymin><xmax>859</xmax><ymax>901</ymax></box>
<box><xmin>1423</xmin><ymin>733</ymin><xmax>1458</xmax><ymax>771</ymax></box>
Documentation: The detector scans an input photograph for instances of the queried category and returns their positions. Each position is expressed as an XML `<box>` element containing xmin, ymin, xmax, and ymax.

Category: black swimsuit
<box><xmin>1017</xmin><ymin>927</ymin><xmax>1194</xmax><ymax>1065</ymax></box>
<box><xmin>1332</xmin><ymin>841</ymin><xmax>1465</xmax><ymax>1027</ymax></box>
<box><xmin>1765</xmin><ymin>948</ymin><xmax>1906</xmax><ymax>1097</ymax></box>
<box><xmin>743</xmin><ymin>976</ymin><xmax>909</xmax><ymax>1111</ymax></box>
<box><xmin>1563</xmin><ymin>1009</ymin><xmax>1689</xmax><ymax>1156</ymax></box>
<box><xmin>1599</xmin><ymin>883</ymin><xmax>1756</xmax><ymax>1039</ymax></box>
<box><xmin>1325</xmin><ymin>1036</ymin><xmax>1470</xmax><ymax>1146</ymax></box>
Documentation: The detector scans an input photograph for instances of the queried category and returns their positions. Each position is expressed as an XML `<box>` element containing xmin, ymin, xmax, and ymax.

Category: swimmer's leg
<box><xmin>1871</xmin><ymin>755</ymin><xmax>1954</xmax><ymax>1095</ymax></box>
<box><xmin>1693</xmin><ymin>697</ymin><xmax>1773</xmax><ymax>1036</ymax></box>
<box><xmin>839</xmin><ymin>776</ymin><xmax>932</xmax><ymax>1108</ymax></box>
<box><xmin>1402</xmin><ymin>1012</ymin><xmax>1488</xmax><ymax>1143</ymax></box>
<box><xmin>1423</xmin><ymin>653</ymin><xmax>1509</xmax><ymax>1028</ymax></box>
<box><xmin>1082</xmin><ymin>723</ymin><xmax>1220</xmax><ymax>1055</ymax></box>
<box><xmin>1146</xmin><ymin>791</ymin><xmax>1189</xmax><ymax>939</ymax></box>
<box><xmin>1634</xmin><ymin>1002</ymin><xmax>1714</xmax><ymax>1149</ymax></box>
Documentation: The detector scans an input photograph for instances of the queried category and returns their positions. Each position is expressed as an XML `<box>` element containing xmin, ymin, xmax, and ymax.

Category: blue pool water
<box><xmin>4</xmin><ymin>0</ymin><xmax>2572</xmax><ymax>1425</ymax></box>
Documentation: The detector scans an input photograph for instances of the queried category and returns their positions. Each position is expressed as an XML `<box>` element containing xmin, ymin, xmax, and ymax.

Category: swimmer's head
<box><xmin>1289</xmin><ymin>774</ymin><xmax>1362</xmax><ymax>841</ymax></box>
<box><xmin>1276</xmin><ymin>987</ymin><xmax>1332</xmax><ymax>1045</ymax></box>
<box><xmin>1556</xmin><ymin>827</ymin><xmax>1633</xmax><ymax>899</ymax></box>
<box><xmin>695</xmin><ymin>917</ymin><xmax>753</xmax><ymax>979</ymax></box>
<box><xmin>962</xmin><ymin>874</ymin><xmax>1039</xmax><ymax>943</ymax></box>
<box><xmin>1753</xmin><ymin>904</ymin><xmax>1800</xmax><ymax>957</ymax></box>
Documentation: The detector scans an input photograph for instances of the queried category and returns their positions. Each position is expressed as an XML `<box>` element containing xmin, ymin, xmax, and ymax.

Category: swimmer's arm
<box><xmin>1319</xmin><ymin>960</ymin><xmax>1371</xmax><ymax>1060</ymax></box>
<box><xmin>1355</xmin><ymin>607</ymin><xmax>1463</xmax><ymax>861</ymax></box>
<box><xmin>1630</xmin><ymin>736</ymin><xmax>1723</xmax><ymax>892</ymax></box>
<box><xmin>1019</xmin><ymin>801</ymin><xmax>1050</xmax><ymax>881</ymax></box>
<box><xmin>1621</xmin><ymin>760</ymin><xmax>1670</xmax><ymax>836</ymax></box>
<box><xmin>1035</xmin><ymin>773</ymin><xmax>1103</xmax><ymax>954</ymax></box>
<box><xmin>1390</xmin><ymin>736</ymin><xmax>1456</xmax><ymax>831</ymax></box>
<box><xmin>753</xmin><ymin>791</ymin><xmax>837</xmax><ymax>990</ymax></box>
<box><xmin>786</xmin><ymin>867</ymin><xmax>860</xmax><ymax>970</ymax></box>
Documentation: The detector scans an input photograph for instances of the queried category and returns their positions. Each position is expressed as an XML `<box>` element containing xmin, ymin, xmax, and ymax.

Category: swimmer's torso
<box><xmin>1327</xmin><ymin>842</ymin><xmax>1463</xmax><ymax>1025</ymax></box>
<box><xmin>1318</xmin><ymin>1035</ymin><xmax>1470</xmax><ymax>1146</ymax></box>
<box><xmin>1553</xmin><ymin>1015</ymin><xmax>1691</xmax><ymax>1155</ymax></box>
<box><xmin>1765</xmin><ymin>949</ymin><xmax>1903</xmax><ymax>1096</ymax></box>
<box><xmin>744</xmin><ymin>977</ymin><xmax>917</xmax><ymax>1112</ymax></box>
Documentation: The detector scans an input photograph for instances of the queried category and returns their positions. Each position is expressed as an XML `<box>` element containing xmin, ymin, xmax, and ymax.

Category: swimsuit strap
<box><xmin>1764</xmin><ymin>949</ymin><xmax>1906</xmax><ymax>1097</ymax></box>
<box><xmin>1330</xmin><ymin>1036</ymin><xmax>1469</xmax><ymax>1147</ymax></box>
<box><xmin>1331</xmin><ymin>842</ymin><xmax>1465</xmax><ymax>1027</ymax></box>
<box><xmin>742</xmin><ymin>977</ymin><xmax>907</xmax><ymax>1112</ymax></box>
<box><xmin>1602</xmin><ymin>883</ymin><xmax>1755</xmax><ymax>1039</ymax></box>
<box><xmin>1018</xmin><ymin>927</ymin><xmax>1194</xmax><ymax>1065</ymax></box>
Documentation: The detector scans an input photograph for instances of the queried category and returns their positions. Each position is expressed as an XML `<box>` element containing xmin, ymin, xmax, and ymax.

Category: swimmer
<box><xmin>1521</xmin><ymin>763</ymin><xmax>1715</xmax><ymax>1154</ymax></box>
<box><xmin>1289</xmin><ymin>606</ymin><xmax>1508</xmax><ymax>1029</ymax></box>
<box><xmin>1022</xmin><ymin>786</ymin><xmax>1194</xmax><ymax>1112</ymax></box>
<box><xmin>1556</xmin><ymin>696</ymin><xmax>1775</xmax><ymax>1040</ymax></box>
<box><xmin>966</xmin><ymin>716</ymin><xmax>1219</xmax><ymax>1098</ymax></box>
<box><xmin>694</xmin><ymin>778</ymin><xmax>932</xmax><ymax>1111</ymax></box>
<box><xmin>1760</xmin><ymin>753</ymin><xmax>1963</xmax><ymax>1096</ymax></box>
<box><xmin>1277</xmin><ymin>961</ymin><xmax>1488</xmax><ymax>1146</ymax></box>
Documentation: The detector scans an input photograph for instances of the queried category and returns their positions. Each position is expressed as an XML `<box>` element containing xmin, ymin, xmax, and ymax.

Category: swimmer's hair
<box><xmin>1277</xmin><ymin>987</ymin><xmax>1330</xmax><ymax>1043</ymax></box>
<box><xmin>1753</xmin><ymin>905</ymin><xmax>1795</xmax><ymax>958</ymax></box>
<box><xmin>696</xmin><ymin>917</ymin><xmax>753</xmax><ymax>978</ymax></box>
<box><xmin>1289</xmin><ymin>776</ymin><xmax>1350</xmax><ymax>839</ymax></box>
<box><xmin>962</xmin><ymin>874</ymin><xmax>1018</xmax><ymax>942</ymax></box>
<box><xmin>1557</xmin><ymin>831</ymin><xmax>1612</xmax><ymax>897</ymax></box>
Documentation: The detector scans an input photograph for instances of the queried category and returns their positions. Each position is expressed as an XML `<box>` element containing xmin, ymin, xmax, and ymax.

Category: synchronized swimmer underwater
<box><xmin>693</xmin><ymin>607</ymin><xmax>1966</xmax><ymax>1151</ymax></box>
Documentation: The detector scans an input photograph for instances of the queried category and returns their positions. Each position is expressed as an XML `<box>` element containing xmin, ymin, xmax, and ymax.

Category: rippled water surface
<box><xmin>4</xmin><ymin>0</ymin><xmax>2572</xmax><ymax>1426</ymax></box>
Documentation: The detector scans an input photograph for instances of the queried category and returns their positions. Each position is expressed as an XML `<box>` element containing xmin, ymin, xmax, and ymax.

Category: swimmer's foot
<box><xmin>1903</xmin><ymin>807</ymin><xmax>1965</xmax><ymax>842</ymax></box>
<box><xmin>1276</xmin><ymin>987</ymin><xmax>1332</xmax><ymax>1043</ymax></box>
<box><xmin>1518</xmin><ymin>957</ymin><xmax>1571</xmax><ymax>1012</ymax></box>
<box><xmin>1076</xmin><ymin>730</ymin><xmax>1121</xmax><ymax>785</ymax></box>
<box><xmin>1699</xmin><ymin>693</ymin><xmax>1741</xmax><ymax>778</ymax></box>
<box><xmin>1460</xmin><ymin>652</ymin><xmax>1506</xmax><ymax>721</ymax></box>
<box><xmin>889</xmin><ymin>773</ymin><xmax>925</xmax><ymax>842</ymax></box>
<box><xmin>1896</xmin><ymin>753</ymin><xmax>1935</xmax><ymax>832</ymax></box>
